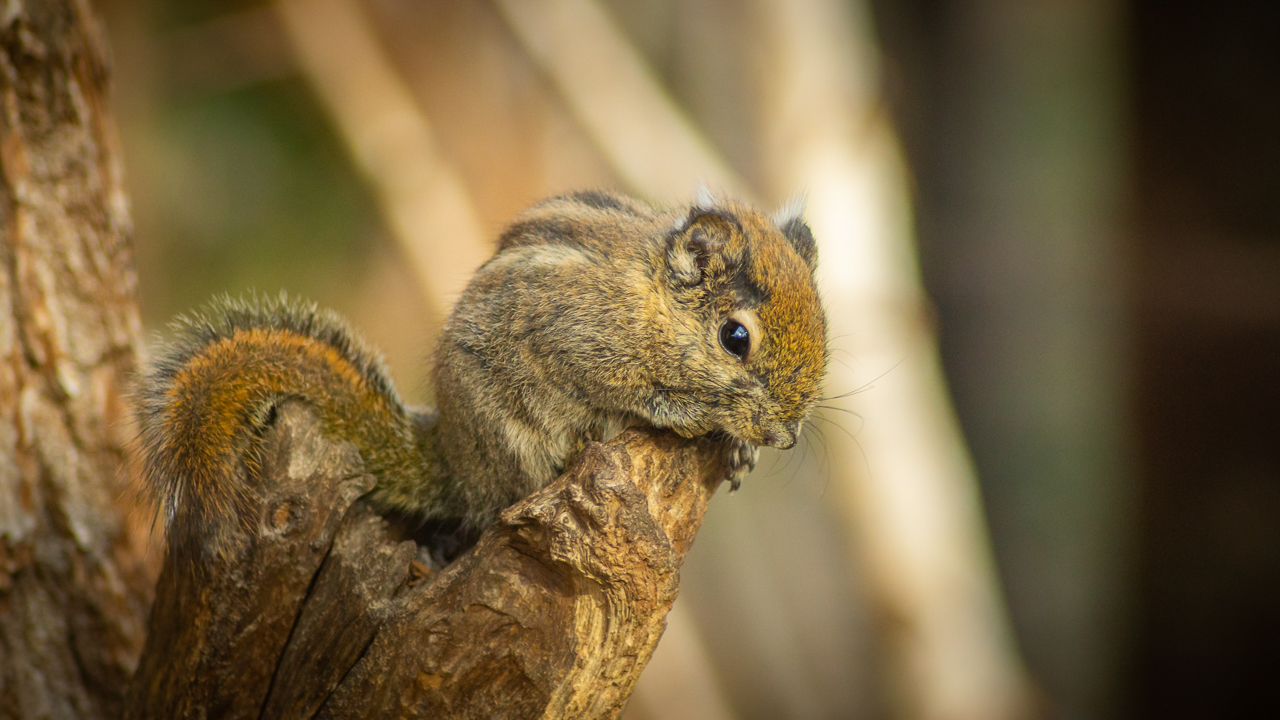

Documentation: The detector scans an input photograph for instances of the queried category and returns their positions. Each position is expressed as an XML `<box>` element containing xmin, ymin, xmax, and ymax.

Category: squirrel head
<box><xmin>659</xmin><ymin>193</ymin><xmax>827</xmax><ymax>449</ymax></box>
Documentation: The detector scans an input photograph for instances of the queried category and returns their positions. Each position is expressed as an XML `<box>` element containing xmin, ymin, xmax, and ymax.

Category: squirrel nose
<box><xmin>764</xmin><ymin>430</ymin><xmax>796</xmax><ymax>450</ymax></box>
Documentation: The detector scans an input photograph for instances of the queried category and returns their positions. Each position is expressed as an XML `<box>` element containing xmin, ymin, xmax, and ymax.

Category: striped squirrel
<box><xmin>136</xmin><ymin>189</ymin><xmax>828</xmax><ymax>557</ymax></box>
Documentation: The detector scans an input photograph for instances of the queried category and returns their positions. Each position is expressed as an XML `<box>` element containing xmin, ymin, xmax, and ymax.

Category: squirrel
<box><xmin>135</xmin><ymin>189</ymin><xmax>828</xmax><ymax>558</ymax></box>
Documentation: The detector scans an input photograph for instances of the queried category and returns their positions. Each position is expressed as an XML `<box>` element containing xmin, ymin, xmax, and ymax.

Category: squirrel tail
<box><xmin>135</xmin><ymin>293</ymin><xmax>421</xmax><ymax>554</ymax></box>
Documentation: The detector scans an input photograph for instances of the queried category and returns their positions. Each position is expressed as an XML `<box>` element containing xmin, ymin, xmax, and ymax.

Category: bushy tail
<box><xmin>135</xmin><ymin>293</ymin><xmax>420</xmax><ymax>554</ymax></box>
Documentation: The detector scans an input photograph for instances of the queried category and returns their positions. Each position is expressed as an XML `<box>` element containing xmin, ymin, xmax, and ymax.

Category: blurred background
<box><xmin>97</xmin><ymin>0</ymin><xmax>1278</xmax><ymax>718</ymax></box>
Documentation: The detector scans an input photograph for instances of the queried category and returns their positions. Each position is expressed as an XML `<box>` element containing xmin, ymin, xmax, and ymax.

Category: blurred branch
<box><xmin>624</xmin><ymin>602</ymin><xmax>738</xmax><ymax>720</ymax></box>
<box><xmin>753</xmin><ymin>0</ymin><xmax>1037</xmax><ymax>717</ymax></box>
<box><xmin>492</xmin><ymin>0</ymin><xmax>746</xmax><ymax>201</ymax></box>
<box><xmin>275</xmin><ymin>0</ymin><xmax>491</xmax><ymax>326</ymax></box>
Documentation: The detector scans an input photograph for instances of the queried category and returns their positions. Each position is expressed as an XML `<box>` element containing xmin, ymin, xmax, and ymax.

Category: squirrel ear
<box><xmin>668</xmin><ymin>211</ymin><xmax>737</xmax><ymax>286</ymax></box>
<box><xmin>772</xmin><ymin>197</ymin><xmax>818</xmax><ymax>270</ymax></box>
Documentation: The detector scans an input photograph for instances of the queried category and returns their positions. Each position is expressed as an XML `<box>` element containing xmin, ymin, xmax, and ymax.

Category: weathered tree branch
<box><xmin>126</xmin><ymin>402</ymin><xmax>725</xmax><ymax>719</ymax></box>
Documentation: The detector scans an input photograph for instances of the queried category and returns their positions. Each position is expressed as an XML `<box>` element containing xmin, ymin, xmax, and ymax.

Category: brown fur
<box><xmin>137</xmin><ymin>191</ymin><xmax>828</xmax><ymax>555</ymax></box>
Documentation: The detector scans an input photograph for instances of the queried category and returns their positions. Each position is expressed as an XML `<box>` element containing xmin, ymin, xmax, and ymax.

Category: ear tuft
<box><xmin>772</xmin><ymin>193</ymin><xmax>817</xmax><ymax>268</ymax></box>
<box><xmin>771</xmin><ymin>193</ymin><xmax>808</xmax><ymax>228</ymax></box>
<box><xmin>675</xmin><ymin>186</ymin><xmax>723</xmax><ymax>232</ymax></box>
<box><xmin>694</xmin><ymin>185</ymin><xmax>718</xmax><ymax>211</ymax></box>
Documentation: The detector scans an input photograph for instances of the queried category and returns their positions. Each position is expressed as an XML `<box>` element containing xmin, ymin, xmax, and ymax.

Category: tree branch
<box><xmin>126</xmin><ymin>402</ymin><xmax>725</xmax><ymax>719</ymax></box>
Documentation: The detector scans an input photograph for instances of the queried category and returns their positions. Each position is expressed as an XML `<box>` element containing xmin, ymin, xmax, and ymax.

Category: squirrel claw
<box><xmin>723</xmin><ymin>437</ymin><xmax>758</xmax><ymax>491</ymax></box>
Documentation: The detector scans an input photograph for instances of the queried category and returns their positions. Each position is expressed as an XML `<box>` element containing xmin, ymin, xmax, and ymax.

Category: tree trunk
<box><xmin>0</xmin><ymin>1</ymin><xmax>152</xmax><ymax>718</ymax></box>
<box><xmin>126</xmin><ymin>403</ymin><xmax>725</xmax><ymax>720</ymax></box>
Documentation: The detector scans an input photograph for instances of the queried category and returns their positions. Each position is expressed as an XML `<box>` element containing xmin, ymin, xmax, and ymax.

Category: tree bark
<box><xmin>126</xmin><ymin>402</ymin><xmax>725</xmax><ymax>720</ymax></box>
<box><xmin>0</xmin><ymin>1</ymin><xmax>152</xmax><ymax>718</ymax></box>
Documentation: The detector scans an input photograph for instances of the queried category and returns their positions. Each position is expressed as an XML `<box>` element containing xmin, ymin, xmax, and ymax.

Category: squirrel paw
<box><xmin>724</xmin><ymin>437</ymin><xmax>758</xmax><ymax>491</ymax></box>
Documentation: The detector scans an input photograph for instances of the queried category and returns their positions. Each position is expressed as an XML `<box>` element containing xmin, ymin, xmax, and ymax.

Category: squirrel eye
<box><xmin>719</xmin><ymin>319</ymin><xmax>750</xmax><ymax>359</ymax></box>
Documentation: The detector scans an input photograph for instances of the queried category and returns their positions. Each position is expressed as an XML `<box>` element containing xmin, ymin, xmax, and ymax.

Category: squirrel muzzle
<box><xmin>762</xmin><ymin>425</ymin><xmax>799</xmax><ymax>450</ymax></box>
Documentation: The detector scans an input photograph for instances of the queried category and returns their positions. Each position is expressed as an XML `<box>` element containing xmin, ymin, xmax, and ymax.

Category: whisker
<box><xmin>803</xmin><ymin>421</ymin><xmax>832</xmax><ymax>475</ymax></box>
<box><xmin>779</xmin><ymin>434</ymin><xmax>803</xmax><ymax>483</ymax></box>
<box><xmin>809</xmin><ymin>412</ymin><xmax>860</xmax><ymax>442</ymax></box>
<box><xmin>765</xmin><ymin>442</ymin><xmax>785</xmax><ymax>475</ymax></box>
<box><xmin>819</xmin><ymin>357</ymin><xmax>905</xmax><ymax>401</ymax></box>
<box><xmin>829</xmin><ymin>356</ymin><xmax>854</xmax><ymax>372</ymax></box>
<box><xmin>799</xmin><ymin>420</ymin><xmax>837</xmax><ymax>498</ymax></box>
<box><xmin>812</xmin><ymin>415</ymin><xmax>873</xmax><ymax>489</ymax></box>
<box><xmin>828</xmin><ymin>347</ymin><xmax>858</xmax><ymax>362</ymax></box>
<box><xmin>815</xmin><ymin>405</ymin><xmax>867</xmax><ymax>430</ymax></box>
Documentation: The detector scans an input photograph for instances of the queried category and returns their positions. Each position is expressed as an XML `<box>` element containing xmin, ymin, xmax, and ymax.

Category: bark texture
<box><xmin>0</xmin><ymin>1</ymin><xmax>152</xmax><ymax>718</ymax></box>
<box><xmin>126</xmin><ymin>402</ymin><xmax>724</xmax><ymax>720</ymax></box>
